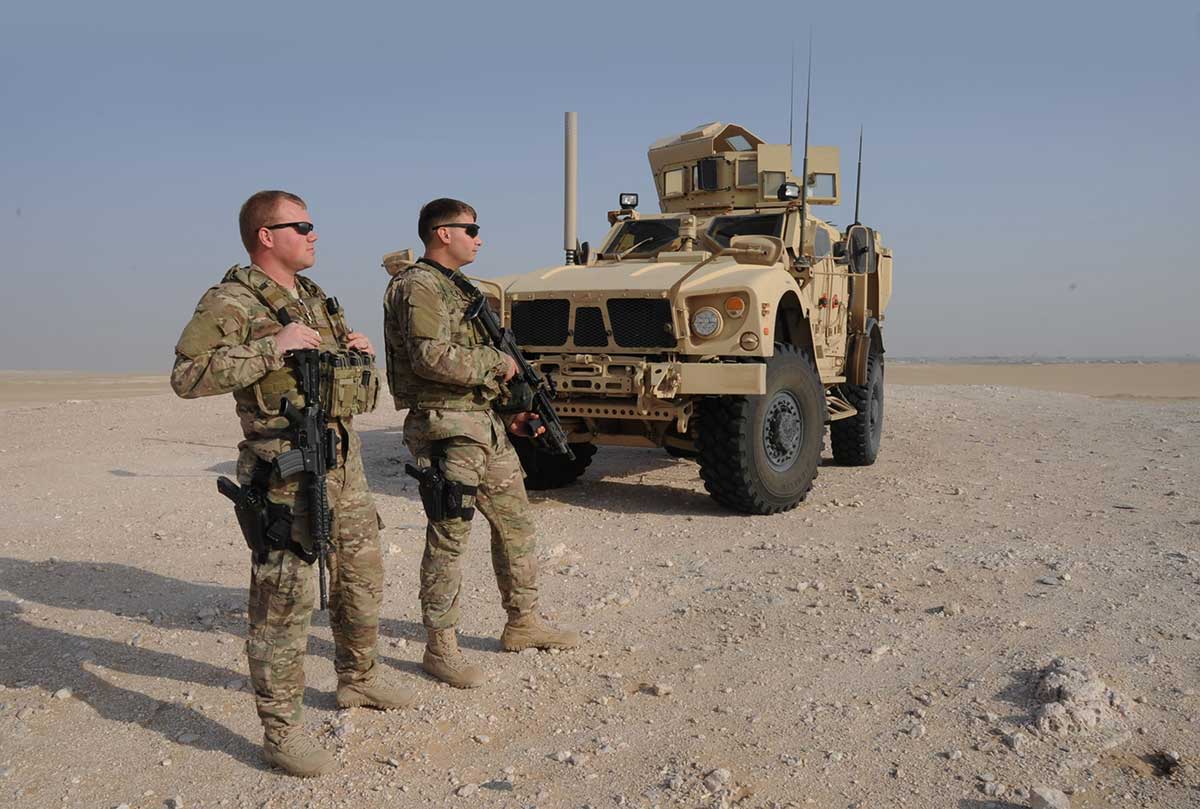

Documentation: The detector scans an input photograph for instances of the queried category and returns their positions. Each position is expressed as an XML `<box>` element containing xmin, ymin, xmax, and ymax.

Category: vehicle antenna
<box><xmin>853</xmin><ymin>126</ymin><xmax>864</xmax><ymax>225</ymax></box>
<box><xmin>788</xmin><ymin>45</ymin><xmax>796</xmax><ymax>146</ymax></box>
<box><xmin>797</xmin><ymin>34</ymin><xmax>813</xmax><ymax>263</ymax></box>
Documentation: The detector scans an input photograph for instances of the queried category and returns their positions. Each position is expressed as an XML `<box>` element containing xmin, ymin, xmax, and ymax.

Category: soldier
<box><xmin>171</xmin><ymin>190</ymin><xmax>414</xmax><ymax>777</ymax></box>
<box><xmin>383</xmin><ymin>198</ymin><xmax>581</xmax><ymax>689</ymax></box>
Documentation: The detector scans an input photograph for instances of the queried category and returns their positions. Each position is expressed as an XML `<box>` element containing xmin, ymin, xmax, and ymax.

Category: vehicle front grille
<box><xmin>509</xmin><ymin>297</ymin><xmax>675</xmax><ymax>350</ymax></box>
<box><xmin>607</xmin><ymin>299</ymin><xmax>676</xmax><ymax>348</ymax></box>
<box><xmin>511</xmin><ymin>299</ymin><xmax>569</xmax><ymax>346</ymax></box>
<box><xmin>573</xmin><ymin>307</ymin><xmax>608</xmax><ymax>347</ymax></box>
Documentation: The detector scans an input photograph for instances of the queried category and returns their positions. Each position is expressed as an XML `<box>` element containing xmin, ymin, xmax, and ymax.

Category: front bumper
<box><xmin>532</xmin><ymin>353</ymin><xmax>766</xmax><ymax>418</ymax></box>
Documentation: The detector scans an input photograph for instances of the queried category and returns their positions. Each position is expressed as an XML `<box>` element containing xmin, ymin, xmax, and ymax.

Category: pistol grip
<box><xmin>216</xmin><ymin>476</ymin><xmax>242</xmax><ymax>501</ymax></box>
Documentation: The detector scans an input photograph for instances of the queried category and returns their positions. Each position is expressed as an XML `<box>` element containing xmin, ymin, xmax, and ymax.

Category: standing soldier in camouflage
<box><xmin>171</xmin><ymin>190</ymin><xmax>415</xmax><ymax>777</ymax></box>
<box><xmin>383</xmin><ymin>198</ymin><xmax>581</xmax><ymax>689</ymax></box>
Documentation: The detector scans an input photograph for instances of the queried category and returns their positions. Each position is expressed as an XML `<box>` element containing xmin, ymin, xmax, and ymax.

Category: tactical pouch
<box><xmin>322</xmin><ymin>350</ymin><xmax>380</xmax><ymax>417</ymax></box>
<box><xmin>404</xmin><ymin>456</ymin><xmax>477</xmax><ymax>522</ymax></box>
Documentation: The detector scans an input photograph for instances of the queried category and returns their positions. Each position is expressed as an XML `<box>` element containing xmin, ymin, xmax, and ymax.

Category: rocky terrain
<box><xmin>1</xmin><ymin>373</ymin><xmax>1198</xmax><ymax>808</ymax></box>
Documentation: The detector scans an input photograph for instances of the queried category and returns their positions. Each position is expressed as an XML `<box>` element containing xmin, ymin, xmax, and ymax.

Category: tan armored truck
<box><xmin>384</xmin><ymin>120</ymin><xmax>892</xmax><ymax>515</ymax></box>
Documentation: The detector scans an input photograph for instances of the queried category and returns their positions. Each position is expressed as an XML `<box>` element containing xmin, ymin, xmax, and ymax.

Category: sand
<box><xmin>4</xmin><ymin>362</ymin><xmax>1197</xmax><ymax>408</ymax></box>
<box><xmin>0</xmin><ymin>364</ymin><xmax>1197</xmax><ymax>807</ymax></box>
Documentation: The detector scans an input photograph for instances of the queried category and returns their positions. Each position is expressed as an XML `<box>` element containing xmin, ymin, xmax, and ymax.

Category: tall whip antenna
<box><xmin>788</xmin><ymin>46</ymin><xmax>796</xmax><ymax>145</ymax></box>
<box><xmin>853</xmin><ymin>126</ymin><xmax>864</xmax><ymax>225</ymax></box>
<box><xmin>797</xmin><ymin>34</ymin><xmax>813</xmax><ymax>263</ymax></box>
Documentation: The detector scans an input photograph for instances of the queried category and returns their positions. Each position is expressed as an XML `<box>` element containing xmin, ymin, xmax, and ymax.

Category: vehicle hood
<box><xmin>498</xmin><ymin>256</ymin><xmax>776</xmax><ymax>296</ymax></box>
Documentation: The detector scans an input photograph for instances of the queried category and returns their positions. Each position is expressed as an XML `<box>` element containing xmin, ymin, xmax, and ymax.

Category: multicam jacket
<box><xmin>171</xmin><ymin>265</ymin><xmax>369</xmax><ymax>455</ymax></box>
<box><xmin>383</xmin><ymin>258</ymin><xmax>508</xmax><ymax>416</ymax></box>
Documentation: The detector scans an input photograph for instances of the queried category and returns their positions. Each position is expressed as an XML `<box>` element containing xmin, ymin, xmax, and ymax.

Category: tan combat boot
<box><xmin>422</xmin><ymin>627</ymin><xmax>485</xmax><ymax>689</ymax></box>
<box><xmin>500</xmin><ymin>613</ymin><xmax>581</xmax><ymax>652</ymax></box>
<box><xmin>262</xmin><ymin>729</ymin><xmax>335</xmax><ymax>778</ymax></box>
<box><xmin>336</xmin><ymin>677</ymin><xmax>417</xmax><ymax>711</ymax></box>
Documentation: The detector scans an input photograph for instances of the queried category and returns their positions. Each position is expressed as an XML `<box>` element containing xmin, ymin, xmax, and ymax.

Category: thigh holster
<box><xmin>217</xmin><ymin>460</ymin><xmax>317</xmax><ymax>564</ymax></box>
<box><xmin>404</xmin><ymin>445</ymin><xmax>477</xmax><ymax>522</ymax></box>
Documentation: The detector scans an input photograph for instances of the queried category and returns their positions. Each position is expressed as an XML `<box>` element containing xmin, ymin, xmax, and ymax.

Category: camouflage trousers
<box><xmin>237</xmin><ymin>426</ymin><xmax>383</xmax><ymax>737</ymax></box>
<box><xmin>403</xmin><ymin>408</ymin><xmax>538</xmax><ymax>630</ymax></box>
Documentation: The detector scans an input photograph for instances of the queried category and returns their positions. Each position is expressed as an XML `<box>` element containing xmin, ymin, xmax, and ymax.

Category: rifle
<box><xmin>272</xmin><ymin>340</ymin><xmax>338</xmax><ymax>611</ymax></box>
<box><xmin>464</xmin><ymin>295</ymin><xmax>575</xmax><ymax>461</ymax></box>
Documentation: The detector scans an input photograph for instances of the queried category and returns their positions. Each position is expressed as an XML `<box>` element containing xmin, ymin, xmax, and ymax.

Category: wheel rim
<box><xmin>763</xmin><ymin>390</ymin><xmax>804</xmax><ymax>471</ymax></box>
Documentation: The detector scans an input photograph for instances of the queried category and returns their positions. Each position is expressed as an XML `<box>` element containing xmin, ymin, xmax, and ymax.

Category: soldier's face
<box><xmin>262</xmin><ymin>200</ymin><xmax>318</xmax><ymax>271</ymax></box>
<box><xmin>442</xmin><ymin>214</ymin><xmax>481</xmax><ymax>268</ymax></box>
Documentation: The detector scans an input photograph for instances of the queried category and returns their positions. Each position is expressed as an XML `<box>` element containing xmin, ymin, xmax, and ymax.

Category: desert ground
<box><xmin>1</xmin><ymin>362</ymin><xmax>1197</xmax><ymax>809</ymax></box>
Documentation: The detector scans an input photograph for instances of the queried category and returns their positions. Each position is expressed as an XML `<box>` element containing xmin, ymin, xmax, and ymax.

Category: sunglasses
<box><xmin>437</xmin><ymin>223</ymin><xmax>480</xmax><ymax>238</ymax></box>
<box><xmin>264</xmin><ymin>221</ymin><xmax>315</xmax><ymax>235</ymax></box>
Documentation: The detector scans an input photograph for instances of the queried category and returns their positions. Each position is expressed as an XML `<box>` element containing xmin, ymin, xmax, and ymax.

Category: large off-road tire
<box><xmin>512</xmin><ymin>438</ymin><xmax>597</xmax><ymax>490</ymax></box>
<box><xmin>830</xmin><ymin>347</ymin><xmax>884</xmax><ymax>466</ymax></box>
<box><xmin>697</xmin><ymin>345</ymin><xmax>825</xmax><ymax>514</ymax></box>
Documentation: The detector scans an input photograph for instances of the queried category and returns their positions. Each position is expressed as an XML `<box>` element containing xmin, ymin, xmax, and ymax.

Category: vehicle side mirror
<box><xmin>579</xmin><ymin>241</ymin><xmax>590</xmax><ymax>265</ymax></box>
<box><xmin>832</xmin><ymin>240</ymin><xmax>847</xmax><ymax>264</ymax></box>
<box><xmin>845</xmin><ymin>225</ymin><xmax>877</xmax><ymax>274</ymax></box>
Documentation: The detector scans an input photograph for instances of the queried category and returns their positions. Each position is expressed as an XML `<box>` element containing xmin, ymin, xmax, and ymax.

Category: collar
<box><xmin>419</xmin><ymin>257</ymin><xmax>464</xmax><ymax>276</ymax></box>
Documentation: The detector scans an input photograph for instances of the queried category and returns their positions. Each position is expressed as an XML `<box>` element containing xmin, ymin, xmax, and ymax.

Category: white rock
<box><xmin>52</xmin><ymin>688</ymin><xmax>72</xmax><ymax>700</ymax></box>
<box><xmin>551</xmin><ymin>750</ymin><xmax>571</xmax><ymax>762</ymax></box>
<box><xmin>650</xmin><ymin>683</ymin><xmax>673</xmax><ymax>696</ymax></box>
<box><xmin>1030</xmin><ymin>785</ymin><xmax>1071</xmax><ymax>809</ymax></box>
<box><xmin>702</xmin><ymin>768</ymin><xmax>732</xmax><ymax>792</ymax></box>
<box><xmin>455</xmin><ymin>783</ymin><xmax>477</xmax><ymax>797</ymax></box>
<box><xmin>1005</xmin><ymin>731</ymin><xmax>1028</xmax><ymax>752</ymax></box>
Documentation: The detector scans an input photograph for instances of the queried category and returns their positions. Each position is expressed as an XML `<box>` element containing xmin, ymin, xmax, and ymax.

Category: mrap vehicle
<box><xmin>385</xmin><ymin>117</ymin><xmax>892</xmax><ymax>515</ymax></box>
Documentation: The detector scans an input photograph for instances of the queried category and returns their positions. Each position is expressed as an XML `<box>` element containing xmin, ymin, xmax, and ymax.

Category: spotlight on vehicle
<box><xmin>619</xmin><ymin>193</ymin><xmax>639</xmax><ymax>209</ymax></box>
<box><xmin>777</xmin><ymin>182</ymin><xmax>801</xmax><ymax>202</ymax></box>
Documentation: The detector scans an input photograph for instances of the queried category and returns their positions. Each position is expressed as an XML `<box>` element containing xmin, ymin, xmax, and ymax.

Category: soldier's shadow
<box><xmin>0</xmin><ymin>598</ymin><xmax>264</xmax><ymax>769</ymax></box>
<box><xmin>0</xmin><ymin>559</ymin><xmax>433</xmax><ymax>745</ymax></box>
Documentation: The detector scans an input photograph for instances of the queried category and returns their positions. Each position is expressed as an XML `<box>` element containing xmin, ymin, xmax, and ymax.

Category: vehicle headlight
<box><xmin>691</xmin><ymin>307</ymin><xmax>723</xmax><ymax>338</ymax></box>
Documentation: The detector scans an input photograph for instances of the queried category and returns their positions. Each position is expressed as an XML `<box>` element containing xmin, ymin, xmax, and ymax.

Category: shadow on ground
<box><xmin>0</xmin><ymin>558</ymin><xmax>469</xmax><ymax>757</ymax></box>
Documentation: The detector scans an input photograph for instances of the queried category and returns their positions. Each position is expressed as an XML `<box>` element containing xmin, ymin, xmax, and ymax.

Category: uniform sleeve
<box><xmin>170</xmin><ymin>288</ymin><xmax>285</xmax><ymax>398</ymax></box>
<box><xmin>398</xmin><ymin>274</ymin><xmax>507</xmax><ymax>388</ymax></box>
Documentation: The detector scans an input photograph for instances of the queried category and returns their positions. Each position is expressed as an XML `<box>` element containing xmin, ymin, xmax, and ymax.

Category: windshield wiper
<box><xmin>616</xmin><ymin>237</ymin><xmax>654</xmax><ymax>260</ymax></box>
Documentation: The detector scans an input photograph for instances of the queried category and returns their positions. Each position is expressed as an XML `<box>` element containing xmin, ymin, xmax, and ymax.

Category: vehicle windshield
<box><xmin>602</xmin><ymin>218</ymin><xmax>681</xmax><ymax>257</ymax></box>
<box><xmin>706</xmin><ymin>213</ymin><xmax>784</xmax><ymax>248</ymax></box>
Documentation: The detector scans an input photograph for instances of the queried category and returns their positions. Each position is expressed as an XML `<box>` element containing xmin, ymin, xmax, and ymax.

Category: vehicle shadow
<box><xmin>359</xmin><ymin>428</ymin><xmax>729</xmax><ymax>515</ymax></box>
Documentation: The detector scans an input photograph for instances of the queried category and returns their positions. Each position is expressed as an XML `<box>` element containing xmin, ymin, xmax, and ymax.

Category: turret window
<box><xmin>662</xmin><ymin>168</ymin><xmax>686</xmax><ymax>197</ymax></box>
<box><xmin>736</xmin><ymin>159</ymin><xmax>758</xmax><ymax>188</ymax></box>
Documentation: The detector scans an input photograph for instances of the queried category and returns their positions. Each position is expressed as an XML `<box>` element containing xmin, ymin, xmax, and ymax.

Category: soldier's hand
<box><xmin>346</xmin><ymin>331</ymin><xmax>374</xmax><ymax>355</ymax></box>
<box><xmin>501</xmin><ymin>354</ymin><xmax>518</xmax><ymax>382</ymax></box>
<box><xmin>275</xmin><ymin>323</ymin><xmax>322</xmax><ymax>353</ymax></box>
<box><xmin>507</xmin><ymin>412</ymin><xmax>546</xmax><ymax>437</ymax></box>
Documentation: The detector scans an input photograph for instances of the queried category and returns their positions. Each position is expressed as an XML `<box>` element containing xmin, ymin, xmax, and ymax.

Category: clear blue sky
<box><xmin>2</xmin><ymin>1</ymin><xmax>1197</xmax><ymax>371</ymax></box>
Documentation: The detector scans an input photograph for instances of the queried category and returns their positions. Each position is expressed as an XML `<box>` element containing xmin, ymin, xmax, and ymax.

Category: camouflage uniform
<box><xmin>383</xmin><ymin>259</ymin><xmax>540</xmax><ymax>629</ymax></box>
<box><xmin>172</xmin><ymin>265</ymin><xmax>384</xmax><ymax>737</ymax></box>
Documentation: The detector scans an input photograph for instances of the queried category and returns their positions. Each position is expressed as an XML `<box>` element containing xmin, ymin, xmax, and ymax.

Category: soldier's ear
<box><xmin>258</xmin><ymin>227</ymin><xmax>274</xmax><ymax>250</ymax></box>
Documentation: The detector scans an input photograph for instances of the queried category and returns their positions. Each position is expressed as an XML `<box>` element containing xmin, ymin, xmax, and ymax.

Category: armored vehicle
<box><xmin>386</xmin><ymin>119</ymin><xmax>892</xmax><ymax>515</ymax></box>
